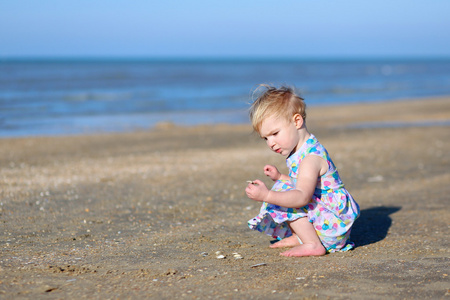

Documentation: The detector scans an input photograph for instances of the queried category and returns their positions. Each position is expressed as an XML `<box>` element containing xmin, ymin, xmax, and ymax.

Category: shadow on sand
<box><xmin>351</xmin><ymin>206</ymin><xmax>401</xmax><ymax>248</ymax></box>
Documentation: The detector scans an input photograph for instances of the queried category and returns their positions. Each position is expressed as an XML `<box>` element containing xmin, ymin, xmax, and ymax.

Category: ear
<box><xmin>292</xmin><ymin>113</ymin><xmax>304</xmax><ymax>129</ymax></box>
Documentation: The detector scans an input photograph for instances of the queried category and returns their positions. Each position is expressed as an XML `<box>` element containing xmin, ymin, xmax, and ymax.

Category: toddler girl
<box><xmin>245</xmin><ymin>85</ymin><xmax>360</xmax><ymax>257</ymax></box>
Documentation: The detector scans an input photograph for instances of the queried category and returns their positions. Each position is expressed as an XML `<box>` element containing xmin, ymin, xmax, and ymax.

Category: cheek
<box><xmin>275</xmin><ymin>135</ymin><xmax>285</xmax><ymax>145</ymax></box>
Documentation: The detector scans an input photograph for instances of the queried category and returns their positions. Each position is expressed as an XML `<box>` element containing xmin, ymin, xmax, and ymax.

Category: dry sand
<box><xmin>1</xmin><ymin>97</ymin><xmax>449</xmax><ymax>299</ymax></box>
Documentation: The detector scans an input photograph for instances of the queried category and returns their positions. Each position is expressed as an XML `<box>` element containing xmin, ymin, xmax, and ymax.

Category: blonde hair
<box><xmin>249</xmin><ymin>84</ymin><xmax>306</xmax><ymax>133</ymax></box>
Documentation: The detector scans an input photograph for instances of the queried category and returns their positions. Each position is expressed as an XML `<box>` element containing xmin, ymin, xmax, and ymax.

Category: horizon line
<box><xmin>1</xmin><ymin>55</ymin><xmax>450</xmax><ymax>63</ymax></box>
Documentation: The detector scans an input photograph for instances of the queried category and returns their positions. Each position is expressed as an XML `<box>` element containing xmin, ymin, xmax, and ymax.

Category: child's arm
<box><xmin>246</xmin><ymin>156</ymin><xmax>327</xmax><ymax>208</ymax></box>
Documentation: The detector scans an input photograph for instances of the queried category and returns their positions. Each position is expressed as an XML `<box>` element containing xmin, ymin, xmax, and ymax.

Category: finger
<box><xmin>252</xmin><ymin>179</ymin><xmax>264</xmax><ymax>186</ymax></box>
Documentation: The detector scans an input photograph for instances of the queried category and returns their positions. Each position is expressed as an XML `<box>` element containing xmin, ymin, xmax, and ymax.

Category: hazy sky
<box><xmin>1</xmin><ymin>0</ymin><xmax>449</xmax><ymax>59</ymax></box>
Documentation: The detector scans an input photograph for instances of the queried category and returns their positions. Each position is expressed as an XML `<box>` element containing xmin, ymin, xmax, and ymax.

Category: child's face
<box><xmin>259</xmin><ymin>114</ymin><xmax>301</xmax><ymax>156</ymax></box>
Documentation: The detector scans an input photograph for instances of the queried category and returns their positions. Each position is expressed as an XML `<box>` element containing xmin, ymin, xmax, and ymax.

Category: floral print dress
<box><xmin>248</xmin><ymin>134</ymin><xmax>360</xmax><ymax>252</ymax></box>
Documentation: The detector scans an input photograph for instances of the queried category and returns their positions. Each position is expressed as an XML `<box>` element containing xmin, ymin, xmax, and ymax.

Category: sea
<box><xmin>1</xmin><ymin>58</ymin><xmax>450</xmax><ymax>137</ymax></box>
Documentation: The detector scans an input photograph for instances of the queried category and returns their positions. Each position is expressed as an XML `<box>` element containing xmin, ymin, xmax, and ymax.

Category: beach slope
<box><xmin>1</xmin><ymin>97</ymin><xmax>449</xmax><ymax>299</ymax></box>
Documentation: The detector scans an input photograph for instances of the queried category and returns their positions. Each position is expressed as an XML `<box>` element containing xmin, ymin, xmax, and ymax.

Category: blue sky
<box><xmin>1</xmin><ymin>0</ymin><xmax>449</xmax><ymax>59</ymax></box>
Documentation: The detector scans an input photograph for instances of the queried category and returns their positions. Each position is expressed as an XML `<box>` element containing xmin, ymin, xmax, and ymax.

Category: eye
<box><xmin>273</xmin><ymin>131</ymin><xmax>279</xmax><ymax>136</ymax></box>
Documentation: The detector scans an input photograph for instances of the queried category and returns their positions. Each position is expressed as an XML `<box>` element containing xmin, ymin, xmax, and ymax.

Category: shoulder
<box><xmin>299</xmin><ymin>155</ymin><xmax>328</xmax><ymax>177</ymax></box>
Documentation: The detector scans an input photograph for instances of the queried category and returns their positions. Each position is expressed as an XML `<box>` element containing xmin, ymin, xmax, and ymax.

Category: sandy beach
<box><xmin>1</xmin><ymin>97</ymin><xmax>449</xmax><ymax>299</ymax></box>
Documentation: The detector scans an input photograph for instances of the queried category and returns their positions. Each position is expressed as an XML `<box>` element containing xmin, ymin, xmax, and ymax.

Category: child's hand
<box><xmin>264</xmin><ymin>165</ymin><xmax>281</xmax><ymax>181</ymax></box>
<box><xmin>245</xmin><ymin>180</ymin><xmax>269</xmax><ymax>202</ymax></box>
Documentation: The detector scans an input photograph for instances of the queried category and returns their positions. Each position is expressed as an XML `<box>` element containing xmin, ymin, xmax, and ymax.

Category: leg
<box><xmin>280</xmin><ymin>217</ymin><xmax>326</xmax><ymax>257</ymax></box>
<box><xmin>265</xmin><ymin>179</ymin><xmax>302</xmax><ymax>249</ymax></box>
<box><xmin>269</xmin><ymin>234</ymin><xmax>301</xmax><ymax>248</ymax></box>
<box><xmin>269</xmin><ymin>222</ymin><xmax>302</xmax><ymax>248</ymax></box>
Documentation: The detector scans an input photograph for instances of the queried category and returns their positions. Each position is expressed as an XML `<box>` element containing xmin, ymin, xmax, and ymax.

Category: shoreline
<box><xmin>1</xmin><ymin>96</ymin><xmax>449</xmax><ymax>298</ymax></box>
<box><xmin>2</xmin><ymin>95</ymin><xmax>450</xmax><ymax>139</ymax></box>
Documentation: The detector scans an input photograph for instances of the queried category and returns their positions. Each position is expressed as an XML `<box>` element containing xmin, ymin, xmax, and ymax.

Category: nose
<box><xmin>266</xmin><ymin>137</ymin><xmax>275</xmax><ymax>149</ymax></box>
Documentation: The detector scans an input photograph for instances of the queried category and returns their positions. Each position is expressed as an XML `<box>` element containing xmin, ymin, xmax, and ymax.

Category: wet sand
<box><xmin>1</xmin><ymin>97</ymin><xmax>449</xmax><ymax>299</ymax></box>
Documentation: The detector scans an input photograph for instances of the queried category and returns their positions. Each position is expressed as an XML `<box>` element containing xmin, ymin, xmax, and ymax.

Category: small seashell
<box><xmin>234</xmin><ymin>255</ymin><xmax>243</xmax><ymax>259</ymax></box>
<box><xmin>215</xmin><ymin>251</ymin><xmax>222</xmax><ymax>255</ymax></box>
<box><xmin>216</xmin><ymin>255</ymin><xmax>225</xmax><ymax>259</ymax></box>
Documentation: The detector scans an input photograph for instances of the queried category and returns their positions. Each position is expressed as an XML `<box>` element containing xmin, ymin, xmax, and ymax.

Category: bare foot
<box><xmin>280</xmin><ymin>243</ymin><xmax>326</xmax><ymax>257</ymax></box>
<box><xmin>270</xmin><ymin>235</ymin><xmax>301</xmax><ymax>248</ymax></box>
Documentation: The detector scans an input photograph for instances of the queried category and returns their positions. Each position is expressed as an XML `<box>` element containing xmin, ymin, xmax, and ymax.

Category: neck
<box><xmin>290</xmin><ymin>128</ymin><xmax>311</xmax><ymax>157</ymax></box>
<box><xmin>299</xmin><ymin>129</ymin><xmax>311</xmax><ymax>147</ymax></box>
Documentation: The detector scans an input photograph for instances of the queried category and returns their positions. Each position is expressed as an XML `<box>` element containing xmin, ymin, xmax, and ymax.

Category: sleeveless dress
<box><xmin>248</xmin><ymin>134</ymin><xmax>360</xmax><ymax>252</ymax></box>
